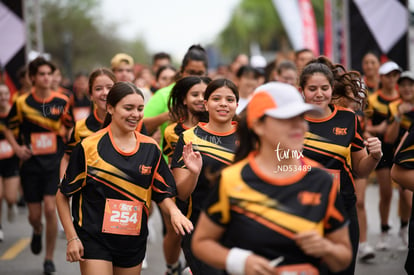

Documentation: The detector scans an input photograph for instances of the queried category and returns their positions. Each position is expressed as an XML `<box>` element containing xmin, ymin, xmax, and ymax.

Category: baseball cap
<box><xmin>111</xmin><ymin>53</ymin><xmax>134</xmax><ymax>69</ymax></box>
<box><xmin>379</xmin><ymin>61</ymin><xmax>402</xmax><ymax>75</ymax></box>
<box><xmin>246</xmin><ymin>82</ymin><xmax>321</xmax><ymax>128</ymax></box>
<box><xmin>398</xmin><ymin>71</ymin><xmax>414</xmax><ymax>84</ymax></box>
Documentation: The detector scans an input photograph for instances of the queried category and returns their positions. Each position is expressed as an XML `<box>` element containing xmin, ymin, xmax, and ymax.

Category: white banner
<box><xmin>0</xmin><ymin>2</ymin><xmax>25</xmax><ymax>66</ymax></box>
<box><xmin>272</xmin><ymin>0</ymin><xmax>304</xmax><ymax>50</ymax></box>
<box><xmin>353</xmin><ymin>0</ymin><xmax>408</xmax><ymax>53</ymax></box>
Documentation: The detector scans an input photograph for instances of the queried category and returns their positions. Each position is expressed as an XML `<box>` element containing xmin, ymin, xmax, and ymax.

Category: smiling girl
<box><xmin>300</xmin><ymin>57</ymin><xmax>382</xmax><ymax>275</ymax></box>
<box><xmin>171</xmin><ymin>78</ymin><xmax>239</xmax><ymax>274</ymax></box>
<box><xmin>56</xmin><ymin>82</ymin><xmax>192</xmax><ymax>275</ymax></box>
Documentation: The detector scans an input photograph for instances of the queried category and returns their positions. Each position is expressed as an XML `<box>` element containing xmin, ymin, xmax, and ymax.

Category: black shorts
<box><xmin>375</xmin><ymin>142</ymin><xmax>394</xmax><ymax>170</ymax></box>
<box><xmin>405</xmin><ymin>249</ymin><xmax>414</xmax><ymax>274</ymax></box>
<box><xmin>0</xmin><ymin>156</ymin><xmax>19</xmax><ymax>178</ymax></box>
<box><xmin>78</xmin><ymin>229</ymin><xmax>146</xmax><ymax>268</ymax></box>
<box><xmin>20</xmin><ymin>164</ymin><xmax>59</xmax><ymax>203</ymax></box>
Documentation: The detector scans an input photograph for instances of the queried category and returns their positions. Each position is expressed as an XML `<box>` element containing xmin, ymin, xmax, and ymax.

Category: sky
<box><xmin>100</xmin><ymin>0</ymin><xmax>241</xmax><ymax>60</ymax></box>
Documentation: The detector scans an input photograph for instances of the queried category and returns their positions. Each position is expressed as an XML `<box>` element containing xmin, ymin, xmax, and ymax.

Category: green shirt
<box><xmin>144</xmin><ymin>82</ymin><xmax>175</xmax><ymax>160</ymax></box>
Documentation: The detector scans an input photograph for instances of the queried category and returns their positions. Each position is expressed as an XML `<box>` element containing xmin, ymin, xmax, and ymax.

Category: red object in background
<box><xmin>299</xmin><ymin>0</ymin><xmax>319</xmax><ymax>55</ymax></box>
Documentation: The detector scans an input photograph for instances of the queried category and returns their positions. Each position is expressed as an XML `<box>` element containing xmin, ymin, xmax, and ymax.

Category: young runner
<box><xmin>0</xmin><ymin>84</ymin><xmax>20</xmax><ymax>241</ymax></box>
<box><xmin>56</xmin><ymin>81</ymin><xmax>192</xmax><ymax>275</ymax></box>
<box><xmin>192</xmin><ymin>82</ymin><xmax>352</xmax><ymax>274</ymax></box>
<box><xmin>300</xmin><ymin>57</ymin><xmax>382</xmax><ymax>275</ymax></box>
<box><xmin>171</xmin><ymin>78</ymin><xmax>239</xmax><ymax>274</ymax></box>
<box><xmin>4</xmin><ymin>57</ymin><xmax>72</xmax><ymax>275</ymax></box>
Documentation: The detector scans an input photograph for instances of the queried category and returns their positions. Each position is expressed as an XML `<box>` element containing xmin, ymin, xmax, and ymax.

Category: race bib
<box><xmin>30</xmin><ymin>132</ymin><xmax>57</xmax><ymax>155</ymax></box>
<box><xmin>102</xmin><ymin>198</ymin><xmax>143</xmax><ymax>236</ymax></box>
<box><xmin>73</xmin><ymin>107</ymin><xmax>90</xmax><ymax>122</ymax></box>
<box><xmin>275</xmin><ymin>263</ymin><xmax>319</xmax><ymax>275</ymax></box>
<box><xmin>0</xmin><ymin>139</ymin><xmax>14</xmax><ymax>159</ymax></box>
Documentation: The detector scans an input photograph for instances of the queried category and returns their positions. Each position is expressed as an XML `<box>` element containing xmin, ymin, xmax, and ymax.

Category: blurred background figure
<box><xmin>111</xmin><ymin>53</ymin><xmax>135</xmax><ymax>82</ymax></box>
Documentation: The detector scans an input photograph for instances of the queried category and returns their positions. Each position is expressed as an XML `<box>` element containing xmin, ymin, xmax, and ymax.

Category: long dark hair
<box><xmin>168</xmin><ymin>76</ymin><xmax>211</xmax><ymax>123</ymax></box>
<box><xmin>102</xmin><ymin>82</ymin><xmax>144</xmax><ymax>128</ymax></box>
<box><xmin>234</xmin><ymin>109</ymin><xmax>265</xmax><ymax>163</ymax></box>
<box><xmin>180</xmin><ymin>44</ymin><xmax>208</xmax><ymax>74</ymax></box>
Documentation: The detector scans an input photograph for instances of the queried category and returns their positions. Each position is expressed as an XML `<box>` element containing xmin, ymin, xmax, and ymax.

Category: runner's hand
<box><xmin>182</xmin><ymin>142</ymin><xmax>202</xmax><ymax>175</ymax></box>
<box><xmin>364</xmin><ymin>137</ymin><xmax>382</xmax><ymax>161</ymax></box>
<box><xmin>15</xmin><ymin>145</ymin><xmax>32</xmax><ymax>161</ymax></box>
<box><xmin>66</xmin><ymin>238</ymin><xmax>84</xmax><ymax>263</ymax></box>
<box><xmin>244</xmin><ymin>254</ymin><xmax>276</xmax><ymax>275</ymax></box>
<box><xmin>295</xmin><ymin>230</ymin><xmax>329</xmax><ymax>258</ymax></box>
<box><xmin>170</xmin><ymin>210</ymin><xmax>193</xmax><ymax>235</ymax></box>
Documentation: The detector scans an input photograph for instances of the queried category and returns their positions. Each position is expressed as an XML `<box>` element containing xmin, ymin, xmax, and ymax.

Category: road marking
<box><xmin>0</xmin><ymin>238</ymin><xmax>30</xmax><ymax>260</ymax></box>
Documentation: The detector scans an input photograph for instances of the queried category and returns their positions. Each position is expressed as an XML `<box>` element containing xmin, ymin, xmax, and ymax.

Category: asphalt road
<box><xmin>0</xmin><ymin>184</ymin><xmax>408</xmax><ymax>274</ymax></box>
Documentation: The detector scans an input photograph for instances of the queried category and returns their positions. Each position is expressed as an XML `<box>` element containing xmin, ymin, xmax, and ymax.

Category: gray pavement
<box><xmin>0</xmin><ymin>184</ymin><xmax>408</xmax><ymax>274</ymax></box>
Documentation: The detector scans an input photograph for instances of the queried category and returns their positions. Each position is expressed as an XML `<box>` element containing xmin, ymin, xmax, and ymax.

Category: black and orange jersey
<box><xmin>304</xmin><ymin>105</ymin><xmax>365</xmax><ymax>198</ymax></box>
<box><xmin>162</xmin><ymin>122</ymin><xmax>189</xmax><ymax>159</ymax></box>
<box><xmin>69</xmin><ymin>93</ymin><xmax>92</xmax><ymax>122</ymax></box>
<box><xmin>0</xmin><ymin>111</ymin><xmax>17</xmax><ymax>160</ymax></box>
<box><xmin>65</xmin><ymin>109</ymin><xmax>103</xmax><ymax>155</ymax></box>
<box><xmin>6</xmin><ymin>91</ymin><xmax>72</xmax><ymax>170</ymax></box>
<box><xmin>171</xmin><ymin>122</ymin><xmax>238</xmax><ymax>223</ymax></box>
<box><xmin>388</xmin><ymin>99</ymin><xmax>414</xmax><ymax>143</ymax></box>
<box><xmin>367</xmin><ymin>89</ymin><xmax>400</xmax><ymax>132</ymax></box>
<box><xmin>204</xmin><ymin>154</ymin><xmax>347</xmax><ymax>270</ymax></box>
<box><xmin>60</xmin><ymin>126</ymin><xmax>176</xmax><ymax>251</ymax></box>
<box><xmin>394</xmin><ymin>126</ymin><xmax>414</xmax><ymax>169</ymax></box>
<box><xmin>362</xmin><ymin>76</ymin><xmax>378</xmax><ymax>95</ymax></box>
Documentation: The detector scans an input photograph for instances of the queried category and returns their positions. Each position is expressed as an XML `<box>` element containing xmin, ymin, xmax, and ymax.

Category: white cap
<box><xmin>250</xmin><ymin>55</ymin><xmax>267</xmax><ymax>68</ymax></box>
<box><xmin>398</xmin><ymin>71</ymin><xmax>414</xmax><ymax>84</ymax></box>
<box><xmin>247</xmin><ymin>82</ymin><xmax>321</xmax><ymax>128</ymax></box>
<box><xmin>379</xmin><ymin>61</ymin><xmax>402</xmax><ymax>75</ymax></box>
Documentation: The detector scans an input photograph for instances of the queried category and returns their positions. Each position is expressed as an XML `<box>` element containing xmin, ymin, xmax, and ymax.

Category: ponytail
<box><xmin>234</xmin><ymin>110</ymin><xmax>261</xmax><ymax>163</ymax></box>
<box><xmin>102</xmin><ymin>113</ymin><xmax>112</xmax><ymax>128</ymax></box>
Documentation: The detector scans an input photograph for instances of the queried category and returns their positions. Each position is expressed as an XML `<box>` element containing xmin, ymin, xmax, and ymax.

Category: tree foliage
<box><xmin>216</xmin><ymin>0</ymin><xmax>324</xmax><ymax>60</ymax></box>
<box><xmin>40</xmin><ymin>0</ymin><xmax>149</xmax><ymax>79</ymax></box>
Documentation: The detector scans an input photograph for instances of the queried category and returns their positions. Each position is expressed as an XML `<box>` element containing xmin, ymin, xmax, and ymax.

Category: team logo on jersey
<box><xmin>332</xmin><ymin>127</ymin><xmax>347</xmax><ymax>135</ymax></box>
<box><xmin>297</xmin><ymin>191</ymin><xmax>321</xmax><ymax>206</ymax></box>
<box><xmin>139</xmin><ymin>165</ymin><xmax>152</xmax><ymax>175</ymax></box>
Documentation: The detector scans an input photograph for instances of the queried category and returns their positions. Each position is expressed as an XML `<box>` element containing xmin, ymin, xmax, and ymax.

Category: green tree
<box><xmin>40</xmin><ymin>0</ymin><xmax>149</xmax><ymax>80</ymax></box>
<box><xmin>216</xmin><ymin>0</ymin><xmax>324</xmax><ymax>60</ymax></box>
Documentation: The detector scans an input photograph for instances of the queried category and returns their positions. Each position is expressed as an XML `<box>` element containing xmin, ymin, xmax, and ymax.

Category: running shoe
<box><xmin>43</xmin><ymin>259</ymin><xmax>55</xmax><ymax>275</ymax></box>
<box><xmin>0</xmin><ymin>228</ymin><xmax>4</xmax><ymax>242</ymax></box>
<box><xmin>375</xmin><ymin>232</ymin><xmax>391</xmax><ymax>251</ymax></box>
<box><xmin>398</xmin><ymin>226</ymin><xmax>409</xmax><ymax>250</ymax></box>
<box><xmin>358</xmin><ymin>242</ymin><xmax>375</xmax><ymax>261</ymax></box>
<box><xmin>31</xmin><ymin>230</ymin><xmax>42</xmax><ymax>255</ymax></box>
<box><xmin>166</xmin><ymin>261</ymin><xmax>182</xmax><ymax>275</ymax></box>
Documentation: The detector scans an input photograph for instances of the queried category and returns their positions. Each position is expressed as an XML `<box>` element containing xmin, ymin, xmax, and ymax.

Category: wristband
<box><xmin>67</xmin><ymin>237</ymin><xmax>80</xmax><ymax>245</ymax></box>
<box><xmin>225</xmin><ymin>247</ymin><xmax>253</xmax><ymax>275</ymax></box>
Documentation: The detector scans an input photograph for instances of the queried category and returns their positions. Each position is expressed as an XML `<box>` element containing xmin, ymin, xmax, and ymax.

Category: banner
<box><xmin>324</xmin><ymin>0</ymin><xmax>333</xmax><ymax>59</ymax></box>
<box><xmin>0</xmin><ymin>0</ymin><xmax>25</xmax><ymax>94</ymax></box>
<box><xmin>348</xmin><ymin>0</ymin><xmax>408</xmax><ymax>72</ymax></box>
<box><xmin>299</xmin><ymin>0</ymin><xmax>319</xmax><ymax>55</ymax></box>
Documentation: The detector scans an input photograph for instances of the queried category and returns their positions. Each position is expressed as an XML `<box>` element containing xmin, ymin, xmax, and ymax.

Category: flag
<box><xmin>324</xmin><ymin>0</ymin><xmax>333</xmax><ymax>59</ymax></box>
<box><xmin>272</xmin><ymin>0</ymin><xmax>319</xmax><ymax>55</ymax></box>
<box><xmin>0</xmin><ymin>0</ymin><xmax>25</xmax><ymax>95</ymax></box>
<box><xmin>348</xmin><ymin>0</ymin><xmax>408</xmax><ymax>72</ymax></box>
<box><xmin>299</xmin><ymin>0</ymin><xmax>319</xmax><ymax>55</ymax></box>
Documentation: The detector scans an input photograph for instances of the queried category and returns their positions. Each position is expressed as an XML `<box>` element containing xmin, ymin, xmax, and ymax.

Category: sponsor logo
<box><xmin>139</xmin><ymin>165</ymin><xmax>152</xmax><ymax>175</ymax></box>
<box><xmin>297</xmin><ymin>191</ymin><xmax>321</xmax><ymax>206</ymax></box>
<box><xmin>332</xmin><ymin>127</ymin><xmax>347</xmax><ymax>135</ymax></box>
